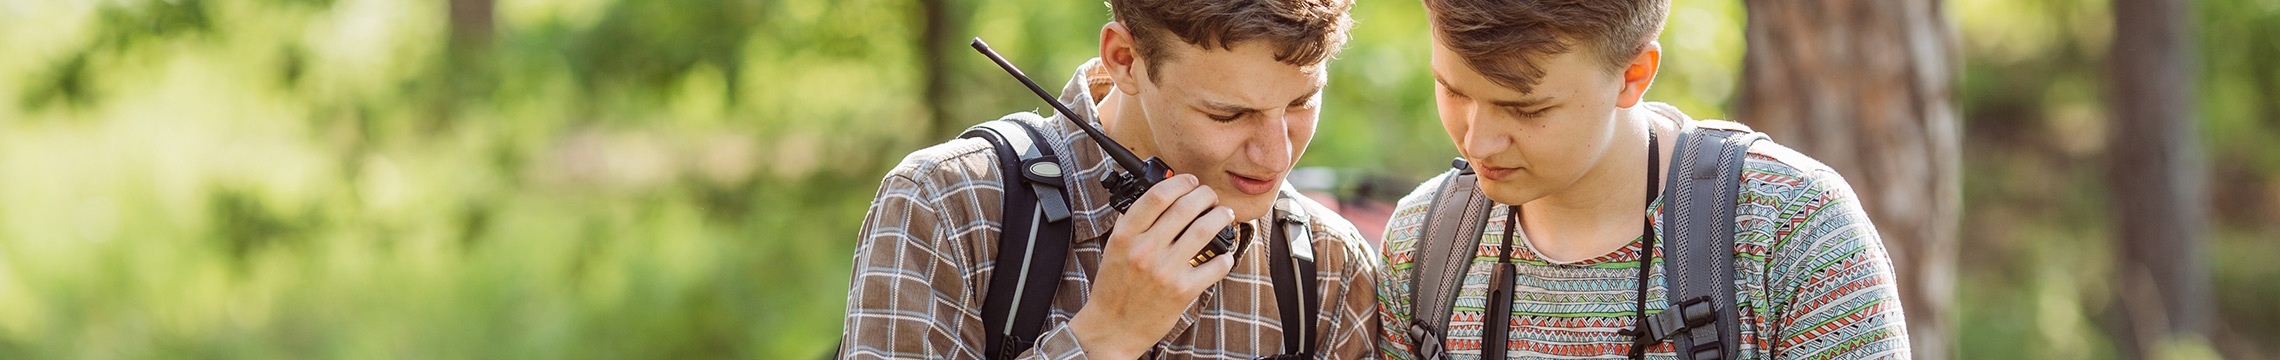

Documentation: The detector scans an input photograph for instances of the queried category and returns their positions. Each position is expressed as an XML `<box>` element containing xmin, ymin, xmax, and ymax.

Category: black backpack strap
<box><xmin>1405</xmin><ymin>158</ymin><xmax>1495</xmax><ymax>360</ymax></box>
<box><xmin>1265</xmin><ymin>196</ymin><xmax>1321</xmax><ymax>358</ymax></box>
<box><xmin>1642</xmin><ymin>119</ymin><xmax>1762</xmax><ymax>360</ymax></box>
<box><xmin>962</xmin><ymin>116</ymin><xmax>1076</xmax><ymax>360</ymax></box>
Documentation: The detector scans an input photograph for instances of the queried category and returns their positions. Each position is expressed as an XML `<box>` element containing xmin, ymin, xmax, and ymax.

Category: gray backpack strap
<box><xmin>962</xmin><ymin>115</ymin><xmax>1077</xmax><ymax>360</ymax></box>
<box><xmin>1651</xmin><ymin>119</ymin><xmax>1763</xmax><ymax>360</ymax></box>
<box><xmin>1405</xmin><ymin>158</ymin><xmax>1496</xmax><ymax>359</ymax></box>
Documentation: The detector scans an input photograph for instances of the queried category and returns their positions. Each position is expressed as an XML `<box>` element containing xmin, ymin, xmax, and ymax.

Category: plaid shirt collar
<box><xmin>1039</xmin><ymin>58</ymin><xmax>1120</xmax><ymax>243</ymax></box>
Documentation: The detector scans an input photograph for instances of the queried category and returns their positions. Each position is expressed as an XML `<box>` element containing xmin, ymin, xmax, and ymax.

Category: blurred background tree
<box><xmin>0</xmin><ymin>0</ymin><xmax>2273</xmax><ymax>359</ymax></box>
<box><xmin>1734</xmin><ymin>0</ymin><xmax>1962</xmax><ymax>357</ymax></box>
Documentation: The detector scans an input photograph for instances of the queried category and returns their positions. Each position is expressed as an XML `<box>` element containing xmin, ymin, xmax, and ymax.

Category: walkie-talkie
<box><xmin>971</xmin><ymin>38</ymin><xmax>1239</xmax><ymax>267</ymax></box>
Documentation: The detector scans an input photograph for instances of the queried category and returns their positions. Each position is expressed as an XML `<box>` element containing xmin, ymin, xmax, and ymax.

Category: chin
<box><xmin>1226</xmin><ymin>194</ymin><xmax>1277</xmax><ymax>222</ymax></box>
<box><xmin>1475</xmin><ymin>178</ymin><xmax>1545</xmax><ymax>206</ymax></box>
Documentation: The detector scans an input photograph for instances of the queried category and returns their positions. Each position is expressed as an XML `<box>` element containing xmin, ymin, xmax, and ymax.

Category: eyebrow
<box><xmin>1288</xmin><ymin>85</ymin><xmax>1324</xmax><ymax>106</ymax></box>
<box><xmin>1196</xmin><ymin>85</ymin><xmax>1326</xmax><ymax>114</ymax></box>
<box><xmin>1434</xmin><ymin>74</ymin><xmax>1553</xmax><ymax>109</ymax></box>
<box><xmin>1196</xmin><ymin>99</ymin><xmax>1255</xmax><ymax>115</ymax></box>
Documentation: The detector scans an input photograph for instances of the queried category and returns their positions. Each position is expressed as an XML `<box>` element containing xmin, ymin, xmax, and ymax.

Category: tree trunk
<box><xmin>917</xmin><ymin>0</ymin><xmax>958</xmax><ymax>138</ymax></box>
<box><xmin>1736</xmin><ymin>1</ymin><xmax>1961</xmax><ymax>358</ymax></box>
<box><xmin>437</xmin><ymin>0</ymin><xmax>495</xmax><ymax>131</ymax></box>
<box><xmin>2107</xmin><ymin>0</ymin><xmax>2212</xmax><ymax>356</ymax></box>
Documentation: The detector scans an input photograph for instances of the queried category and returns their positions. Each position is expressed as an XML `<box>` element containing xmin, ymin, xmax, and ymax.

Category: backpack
<box><xmin>962</xmin><ymin>115</ymin><xmax>1323</xmax><ymax>360</ymax></box>
<box><xmin>1402</xmin><ymin>119</ymin><xmax>1766</xmax><ymax>360</ymax></box>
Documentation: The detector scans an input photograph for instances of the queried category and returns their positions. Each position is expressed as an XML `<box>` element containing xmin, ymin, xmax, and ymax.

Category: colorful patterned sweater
<box><xmin>1373</xmin><ymin>124</ymin><xmax>1911</xmax><ymax>359</ymax></box>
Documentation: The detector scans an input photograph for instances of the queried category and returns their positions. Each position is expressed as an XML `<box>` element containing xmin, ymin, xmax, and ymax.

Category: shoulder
<box><xmin>1381</xmin><ymin>170</ymin><xmax>1460</xmax><ymax>266</ymax></box>
<box><xmin>1734</xmin><ymin>138</ymin><xmax>1887</xmax><ymax>276</ymax></box>
<box><xmin>878</xmin><ymin>115</ymin><xmax>1049</xmax><ymax>198</ymax></box>
<box><xmin>1393</xmin><ymin>170</ymin><xmax>1456</xmax><ymax>216</ymax></box>
<box><xmin>866</xmin><ymin>115</ymin><xmax>1036</xmax><ymax>241</ymax></box>
<box><xmin>1727</xmin><ymin>139</ymin><xmax>1874</xmax><ymax>220</ymax></box>
<box><xmin>1733</xmin><ymin>142</ymin><xmax>1911</xmax><ymax>356</ymax></box>
<box><xmin>1740</xmin><ymin>140</ymin><xmax>1846</xmax><ymax>194</ymax></box>
<box><xmin>1733</xmin><ymin>137</ymin><xmax>1876</xmax><ymax>229</ymax></box>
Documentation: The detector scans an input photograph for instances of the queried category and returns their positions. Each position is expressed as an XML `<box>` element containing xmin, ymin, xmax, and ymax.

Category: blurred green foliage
<box><xmin>0</xmin><ymin>0</ymin><xmax>2272</xmax><ymax>358</ymax></box>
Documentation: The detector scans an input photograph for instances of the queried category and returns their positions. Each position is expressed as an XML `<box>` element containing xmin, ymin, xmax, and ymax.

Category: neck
<box><xmin>1517</xmin><ymin>107</ymin><xmax>1675</xmax><ymax>262</ymax></box>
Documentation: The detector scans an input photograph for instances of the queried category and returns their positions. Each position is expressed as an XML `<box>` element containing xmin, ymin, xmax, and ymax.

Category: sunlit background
<box><xmin>0</xmin><ymin>0</ymin><xmax>2274</xmax><ymax>358</ymax></box>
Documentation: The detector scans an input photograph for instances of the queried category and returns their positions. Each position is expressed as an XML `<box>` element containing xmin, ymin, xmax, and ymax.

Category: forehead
<box><xmin>1153</xmin><ymin>41</ymin><xmax>1327</xmax><ymax>104</ymax></box>
<box><xmin>1428</xmin><ymin>33</ymin><xmax>1610</xmax><ymax>98</ymax></box>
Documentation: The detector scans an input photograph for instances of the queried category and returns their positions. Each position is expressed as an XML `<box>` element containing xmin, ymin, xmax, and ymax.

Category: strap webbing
<box><xmin>966</xmin><ymin>117</ymin><xmax>1075</xmax><ymax>360</ymax></box>
<box><xmin>1484</xmin><ymin>206</ymin><xmax>1519</xmax><ymax>360</ymax></box>
<box><xmin>1407</xmin><ymin>159</ymin><xmax>1493</xmax><ymax>360</ymax></box>
<box><xmin>1658</xmin><ymin>120</ymin><xmax>1761</xmax><ymax>360</ymax></box>
<box><xmin>1269</xmin><ymin>212</ymin><xmax>1320</xmax><ymax>356</ymax></box>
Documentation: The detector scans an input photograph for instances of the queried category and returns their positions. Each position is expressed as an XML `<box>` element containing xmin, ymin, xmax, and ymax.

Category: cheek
<box><xmin>1288</xmin><ymin>115</ymin><xmax>1317</xmax><ymax>158</ymax></box>
<box><xmin>1530</xmin><ymin>118</ymin><xmax>1605</xmax><ymax>176</ymax></box>
<box><xmin>1147</xmin><ymin>108</ymin><xmax>1230</xmax><ymax>169</ymax></box>
<box><xmin>1434</xmin><ymin>97</ymin><xmax>1468</xmax><ymax>146</ymax></box>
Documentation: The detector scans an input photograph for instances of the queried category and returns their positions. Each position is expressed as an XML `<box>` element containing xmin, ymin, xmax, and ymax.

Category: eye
<box><xmin>1208</xmin><ymin>112</ymin><xmax>1243</xmax><ymax>122</ymax></box>
<box><xmin>1505</xmin><ymin>105</ymin><xmax>1553</xmax><ymax>118</ymax></box>
<box><xmin>1440</xmin><ymin>87</ymin><xmax>1469</xmax><ymax>100</ymax></box>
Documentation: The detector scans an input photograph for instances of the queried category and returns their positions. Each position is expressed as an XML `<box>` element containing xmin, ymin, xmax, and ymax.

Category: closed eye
<box><xmin>1505</xmin><ymin>105</ymin><xmax>1553</xmax><ymax>118</ymax></box>
<box><xmin>1440</xmin><ymin>86</ymin><xmax>1470</xmax><ymax>100</ymax></box>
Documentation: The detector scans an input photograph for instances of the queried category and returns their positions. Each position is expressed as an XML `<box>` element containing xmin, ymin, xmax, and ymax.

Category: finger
<box><xmin>1167</xmin><ymin>206</ymin><xmax>1237</xmax><ymax>264</ymax></box>
<box><xmin>1114</xmin><ymin>174</ymin><xmax>1199</xmax><ymax>239</ymax></box>
<box><xmin>1183</xmin><ymin>242</ymin><xmax>1239</xmax><ymax>289</ymax></box>
<box><xmin>1140</xmin><ymin>184</ymin><xmax>1221</xmax><ymax>249</ymax></box>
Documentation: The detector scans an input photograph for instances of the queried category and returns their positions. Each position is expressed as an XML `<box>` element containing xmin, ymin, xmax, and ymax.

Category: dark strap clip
<box><xmin>996</xmin><ymin>335</ymin><xmax>1036</xmax><ymax>360</ymax></box>
<box><xmin>1689</xmin><ymin>341</ymin><xmax>1725</xmax><ymax>360</ymax></box>
<box><xmin>1018</xmin><ymin>157</ymin><xmax>1064</xmax><ymax>185</ymax></box>
<box><xmin>1678</xmin><ymin>296</ymin><xmax>1718</xmax><ymax>328</ymax></box>
<box><xmin>1408</xmin><ymin>320</ymin><xmax>1448</xmax><ymax>359</ymax></box>
<box><xmin>1016</xmin><ymin>157</ymin><xmax>1072</xmax><ymax>222</ymax></box>
<box><xmin>1629</xmin><ymin>296</ymin><xmax>1717</xmax><ymax>345</ymax></box>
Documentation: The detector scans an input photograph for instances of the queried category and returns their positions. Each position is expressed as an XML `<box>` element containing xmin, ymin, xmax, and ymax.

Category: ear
<box><xmin>1100</xmin><ymin>22</ymin><xmax>1146</xmax><ymax>95</ymax></box>
<box><xmin>1615</xmin><ymin>41</ymin><xmax>1662</xmax><ymax>109</ymax></box>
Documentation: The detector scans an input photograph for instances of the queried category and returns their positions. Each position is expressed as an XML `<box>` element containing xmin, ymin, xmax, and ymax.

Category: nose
<box><xmin>1248</xmin><ymin>109</ymin><xmax>1296</xmax><ymax>171</ymax></box>
<box><xmin>1459</xmin><ymin>103</ymin><xmax>1504</xmax><ymax>160</ymax></box>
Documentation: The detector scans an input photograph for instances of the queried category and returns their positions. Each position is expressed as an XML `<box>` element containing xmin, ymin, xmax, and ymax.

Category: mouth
<box><xmin>1475</xmin><ymin>163</ymin><xmax>1520</xmax><ymax>181</ymax></box>
<box><xmin>1225</xmin><ymin>171</ymin><xmax>1280</xmax><ymax>196</ymax></box>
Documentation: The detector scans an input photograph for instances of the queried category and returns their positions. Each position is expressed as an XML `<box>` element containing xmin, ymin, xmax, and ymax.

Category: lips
<box><xmin>1475</xmin><ymin>163</ymin><xmax>1520</xmax><ymax>181</ymax></box>
<box><xmin>1226</xmin><ymin>172</ymin><xmax>1279</xmax><ymax>195</ymax></box>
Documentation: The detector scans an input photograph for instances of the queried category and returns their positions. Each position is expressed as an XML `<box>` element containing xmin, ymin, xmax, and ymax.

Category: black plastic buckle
<box><xmin>1674</xmin><ymin>296</ymin><xmax>1723</xmax><ymax>360</ymax></box>
<box><xmin>1688</xmin><ymin>341</ymin><xmax>1724</xmax><ymax>360</ymax></box>
<box><xmin>1678</xmin><ymin>296</ymin><xmax>1717</xmax><ymax>328</ymax></box>
<box><xmin>995</xmin><ymin>336</ymin><xmax>1036</xmax><ymax>360</ymax></box>
<box><xmin>1407</xmin><ymin>320</ymin><xmax>1447</xmax><ymax>359</ymax></box>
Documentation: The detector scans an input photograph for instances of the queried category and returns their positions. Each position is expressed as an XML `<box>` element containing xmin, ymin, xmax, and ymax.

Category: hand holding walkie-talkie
<box><xmin>971</xmin><ymin>38</ymin><xmax>1241</xmax><ymax>267</ymax></box>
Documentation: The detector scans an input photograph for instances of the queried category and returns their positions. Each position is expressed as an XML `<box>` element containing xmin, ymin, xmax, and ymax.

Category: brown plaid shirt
<box><xmin>839</xmin><ymin>59</ymin><xmax>1383</xmax><ymax>360</ymax></box>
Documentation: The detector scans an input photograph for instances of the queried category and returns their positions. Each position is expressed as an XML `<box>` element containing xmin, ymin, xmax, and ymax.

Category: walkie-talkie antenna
<box><xmin>970</xmin><ymin>38</ymin><xmax>1149</xmax><ymax>174</ymax></box>
<box><xmin>971</xmin><ymin>37</ymin><xmax>1237</xmax><ymax>267</ymax></box>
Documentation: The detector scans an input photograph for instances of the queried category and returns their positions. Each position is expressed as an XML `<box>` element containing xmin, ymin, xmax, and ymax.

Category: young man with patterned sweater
<box><xmin>1374</xmin><ymin>0</ymin><xmax>1912</xmax><ymax>358</ymax></box>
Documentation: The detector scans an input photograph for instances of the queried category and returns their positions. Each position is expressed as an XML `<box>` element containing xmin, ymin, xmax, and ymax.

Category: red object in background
<box><xmin>1303</xmin><ymin>191</ymin><xmax>1395</xmax><ymax>250</ymax></box>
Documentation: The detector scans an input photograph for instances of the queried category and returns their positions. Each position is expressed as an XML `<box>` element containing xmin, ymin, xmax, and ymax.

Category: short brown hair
<box><xmin>1423</xmin><ymin>0</ymin><xmax>1668</xmax><ymax>93</ymax></box>
<box><xmin>1107</xmin><ymin>0</ymin><xmax>1356</xmax><ymax>81</ymax></box>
